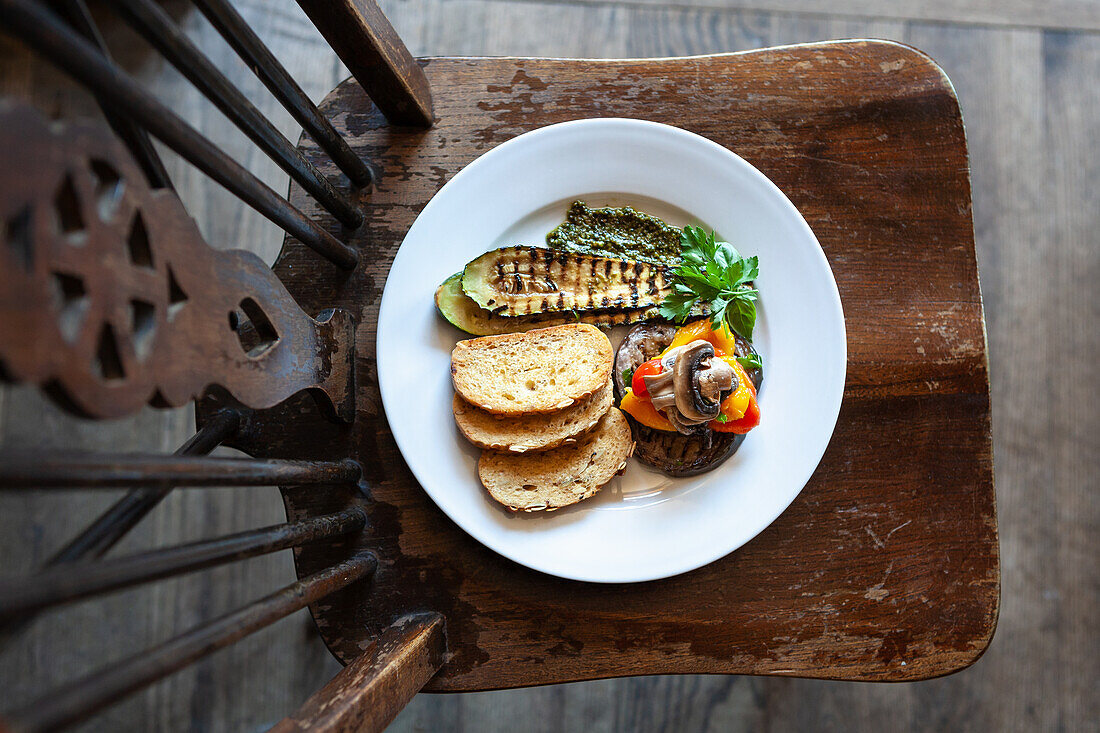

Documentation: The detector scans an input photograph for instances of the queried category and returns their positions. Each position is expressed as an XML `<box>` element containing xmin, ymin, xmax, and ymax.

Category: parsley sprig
<box><xmin>659</xmin><ymin>227</ymin><xmax>760</xmax><ymax>340</ymax></box>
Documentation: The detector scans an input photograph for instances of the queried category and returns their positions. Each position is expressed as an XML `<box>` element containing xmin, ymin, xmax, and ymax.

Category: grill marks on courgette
<box><xmin>462</xmin><ymin>246</ymin><xmax>674</xmax><ymax>317</ymax></box>
<box><xmin>435</xmin><ymin>273</ymin><xmax>676</xmax><ymax>335</ymax></box>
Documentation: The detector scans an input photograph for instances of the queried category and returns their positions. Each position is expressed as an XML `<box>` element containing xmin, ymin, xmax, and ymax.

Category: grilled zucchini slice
<box><xmin>461</xmin><ymin>246</ymin><xmax>674</xmax><ymax>317</ymax></box>
<box><xmin>436</xmin><ymin>273</ymin><xmax>680</xmax><ymax>335</ymax></box>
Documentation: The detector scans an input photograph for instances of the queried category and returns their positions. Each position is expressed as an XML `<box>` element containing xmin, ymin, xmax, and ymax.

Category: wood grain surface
<box><xmin>0</xmin><ymin>0</ymin><xmax>1095</xmax><ymax>731</ymax></box>
<box><xmin>218</xmin><ymin>40</ymin><xmax>996</xmax><ymax>689</ymax></box>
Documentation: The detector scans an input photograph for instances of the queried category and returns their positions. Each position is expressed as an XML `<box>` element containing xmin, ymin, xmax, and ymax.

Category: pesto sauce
<box><xmin>546</xmin><ymin>201</ymin><xmax>681</xmax><ymax>265</ymax></box>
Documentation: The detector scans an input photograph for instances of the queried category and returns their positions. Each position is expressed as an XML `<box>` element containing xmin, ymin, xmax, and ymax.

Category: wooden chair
<box><xmin>0</xmin><ymin>0</ymin><xmax>998</xmax><ymax>729</ymax></box>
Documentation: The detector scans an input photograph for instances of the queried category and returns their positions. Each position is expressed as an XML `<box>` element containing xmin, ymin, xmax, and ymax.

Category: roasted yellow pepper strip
<box><xmin>619</xmin><ymin>388</ymin><xmax>676</xmax><ymax>431</ymax></box>
<box><xmin>662</xmin><ymin>319</ymin><xmax>741</xmax><ymax>359</ymax></box>
<box><xmin>663</xmin><ymin>319</ymin><xmax>710</xmax><ymax>354</ymax></box>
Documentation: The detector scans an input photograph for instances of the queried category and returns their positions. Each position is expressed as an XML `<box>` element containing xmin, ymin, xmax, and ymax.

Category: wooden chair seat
<box><xmin>206</xmin><ymin>39</ymin><xmax>997</xmax><ymax>689</ymax></box>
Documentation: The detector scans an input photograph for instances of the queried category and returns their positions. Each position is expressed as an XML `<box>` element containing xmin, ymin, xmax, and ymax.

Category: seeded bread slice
<box><xmin>478</xmin><ymin>408</ymin><xmax>634</xmax><ymax>512</ymax></box>
<box><xmin>454</xmin><ymin>380</ymin><xmax>613</xmax><ymax>453</ymax></box>
<box><xmin>450</xmin><ymin>324</ymin><xmax>613</xmax><ymax>415</ymax></box>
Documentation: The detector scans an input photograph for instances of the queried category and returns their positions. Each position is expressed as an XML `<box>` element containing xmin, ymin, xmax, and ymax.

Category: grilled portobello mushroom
<box><xmin>614</xmin><ymin>323</ymin><xmax>762</xmax><ymax>477</ymax></box>
<box><xmin>462</xmin><ymin>246</ymin><xmax>676</xmax><ymax>316</ymax></box>
<box><xmin>632</xmin><ymin>426</ymin><xmax>745</xmax><ymax>478</ymax></box>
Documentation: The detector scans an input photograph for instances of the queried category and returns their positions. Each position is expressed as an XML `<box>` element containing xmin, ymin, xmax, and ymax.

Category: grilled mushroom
<box><xmin>673</xmin><ymin>341</ymin><xmax>722</xmax><ymax>423</ymax></box>
<box><xmin>644</xmin><ymin>368</ymin><xmax>677</xmax><ymax>412</ymax></box>
<box><xmin>699</xmin><ymin>358</ymin><xmax>736</xmax><ymax>401</ymax></box>
<box><xmin>614</xmin><ymin>323</ymin><xmax>760</xmax><ymax>477</ymax></box>
<box><xmin>664</xmin><ymin>408</ymin><xmax>707</xmax><ymax>436</ymax></box>
<box><xmin>632</xmin><ymin>423</ymin><xmax>743</xmax><ymax>476</ymax></box>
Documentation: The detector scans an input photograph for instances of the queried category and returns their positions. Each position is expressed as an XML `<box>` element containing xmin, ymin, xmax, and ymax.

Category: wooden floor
<box><xmin>0</xmin><ymin>0</ymin><xmax>1096</xmax><ymax>730</ymax></box>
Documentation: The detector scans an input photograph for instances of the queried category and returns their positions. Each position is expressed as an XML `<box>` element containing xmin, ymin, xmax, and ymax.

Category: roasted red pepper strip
<box><xmin>710</xmin><ymin>369</ymin><xmax>760</xmax><ymax>434</ymax></box>
<box><xmin>630</xmin><ymin>358</ymin><xmax>664</xmax><ymax>399</ymax></box>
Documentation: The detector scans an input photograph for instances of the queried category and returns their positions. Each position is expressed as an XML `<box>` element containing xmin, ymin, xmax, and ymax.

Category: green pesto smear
<box><xmin>546</xmin><ymin>201</ymin><xmax>681</xmax><ymax>265</ymax></box>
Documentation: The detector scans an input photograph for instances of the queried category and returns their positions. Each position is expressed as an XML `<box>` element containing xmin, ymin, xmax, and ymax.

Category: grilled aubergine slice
<box><xmin>613</xmin><ymin>323</ymin><xmax>763</xmax><ymax>477</ymax></box>
<box><xmin>462</xmin><ymin>246</ymin><xmax>676</xmax><ymax>317</ymax></box>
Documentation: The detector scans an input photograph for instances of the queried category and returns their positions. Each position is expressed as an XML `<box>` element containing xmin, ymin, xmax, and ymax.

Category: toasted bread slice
<box><xmin>478</xmin><ymin>408</ymin><xmax>634</xmax><ymax>512</ymax></box>
<box><xmin>454</xmin><ymin>380</ymin><xmax>613</xmax><ymax>453</ymax></box>
<box><xmin>450</xmin><ymin>324</ymin><xmax>613</xmax><ymax>415</ymax></box>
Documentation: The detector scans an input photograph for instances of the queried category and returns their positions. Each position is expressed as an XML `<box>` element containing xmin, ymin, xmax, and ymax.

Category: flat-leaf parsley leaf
<box><xmin>659</xmin><ymin>226</ymin><xmax>760</xmax><ymax>340</ymax></box>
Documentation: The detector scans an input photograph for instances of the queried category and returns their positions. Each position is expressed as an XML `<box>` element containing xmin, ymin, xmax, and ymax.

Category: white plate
<box><xmin>377</xmin><ymin>118</ymin><xmax>845</xmax><ymax>583</ymax></box>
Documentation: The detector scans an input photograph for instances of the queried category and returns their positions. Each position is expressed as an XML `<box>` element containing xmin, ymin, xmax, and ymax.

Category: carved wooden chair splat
<box><xmin>0</xmin><ymin>0</ymin><xmax>997</xmax><ymax>730</ymax></box>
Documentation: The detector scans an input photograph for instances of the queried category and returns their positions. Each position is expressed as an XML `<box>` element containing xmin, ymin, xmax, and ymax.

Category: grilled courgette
<box><xmin>461</xmin><ymin>246</ymin><xmax>675</xmax><ymax>317</ymax></box>
<box><xmin>436</xmin><ymin>273</ymin><xmax>679</xmax><ymax>335</ymax></box>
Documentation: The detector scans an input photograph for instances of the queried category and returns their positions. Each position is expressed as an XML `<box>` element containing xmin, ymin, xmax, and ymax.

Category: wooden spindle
<box><xmin>295</xmin><ymin>0</ymin><xmax>434</xmax><ymax>127</ymax></box>
<box><xmin>50</xmin><ymin>0</ymin><xmax>174</xmax><ymax>191</ymax></box>
<box><xmin>0</xmin><ymin>0</ymin><xmax>359</xmax><ymax>270</ymax></box>
<box><xmin>44</xmin><ymin>411</ymin><xmax>241</xmax><ymax>564</ymax></box>
<box><xmin>0</xmin><ymin>455</ymin><xmax>363</xmax><ymax>489</ymax></box>
<box><xmin>0</xmin><ymin>412</ymin><xmax>241</xmax><ymax>647</ymax></box>
<box><xmin>110</xmin><ymin>0</ymin><xmax>363</xmax><ymax>228</ymax></box>
<box><xmin>0</xmin><ymin>508</ymin><xmax>366</xmax><ymax>617</ymax></box>
<box><xmin>192</xmin><ymin>0</ymin><xmax>374</xmax><ymax>187</ymax></box>
<box><xmin>1</xmin><ymin>552</ymin><xmax>378</xmax><ymax>733</ymax></box>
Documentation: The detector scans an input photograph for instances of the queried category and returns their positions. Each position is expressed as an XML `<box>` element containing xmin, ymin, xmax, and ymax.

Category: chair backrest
<box><xmin>0</xmin><ymin>0</ymin><xmax>431</xmax><ymax>729</ymax></box>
